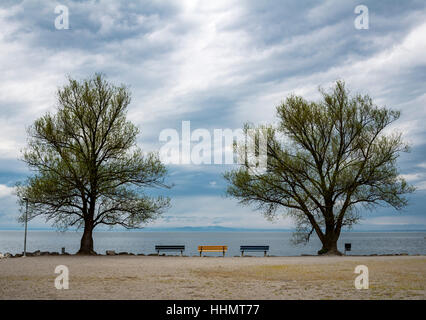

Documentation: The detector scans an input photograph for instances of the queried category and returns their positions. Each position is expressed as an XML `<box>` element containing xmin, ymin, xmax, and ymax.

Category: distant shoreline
<box><xmin>1</xmin><ymin>228</ymin><xmax>426</xmax><ymax>232</ymax></box>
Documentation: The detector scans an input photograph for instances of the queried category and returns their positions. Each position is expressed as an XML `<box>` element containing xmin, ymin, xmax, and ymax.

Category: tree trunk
<box><xmin>77</xmin><ymin>220</ymin><xmax>96</xmax><ymax>255</ymax></box>
<box><xmin>317</xmin><ymin>231</ymin><xmax>342</xmax><ymax>255</ymax></box>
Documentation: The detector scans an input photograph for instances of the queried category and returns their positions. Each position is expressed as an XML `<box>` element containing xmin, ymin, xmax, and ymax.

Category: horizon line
<box><xmin>0</xmin><ymin>226</ymin><xmax>425</xmax><ymax>232</ymax></box>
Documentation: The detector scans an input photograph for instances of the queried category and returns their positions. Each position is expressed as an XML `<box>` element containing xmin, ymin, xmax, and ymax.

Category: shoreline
<box><xmin>1</xmin><ymin>250</ymin><xmax>425</xmax><ymax>258</ymax></box>
<box><xmin>1</xmin><ymin>230</ymin><xmax>424</xmax><ymax>257</ymax></box>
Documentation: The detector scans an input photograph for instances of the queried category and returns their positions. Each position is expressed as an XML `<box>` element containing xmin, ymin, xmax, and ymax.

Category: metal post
<box><xmin>23</xmin><ymin>198</ymin><xmax>28</xmax><ymax>257</ymax></box>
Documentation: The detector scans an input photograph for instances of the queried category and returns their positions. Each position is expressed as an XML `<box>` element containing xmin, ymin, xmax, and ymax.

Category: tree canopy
<box><xmin>225</xmin><ymin>81</ymin><xmax>415</xmax><ymax>254</ymax></box>
<box><xmin>17</xmin><ymin>74</ymin><xmax>170</xmax><ymax>254</ymax></box>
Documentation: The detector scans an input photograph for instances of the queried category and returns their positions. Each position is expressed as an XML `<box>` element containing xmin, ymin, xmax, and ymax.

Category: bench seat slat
<box><xmin>155</xmin><ymin>245</ymin><xmax>185</xmax><ymax>249</ymax></box>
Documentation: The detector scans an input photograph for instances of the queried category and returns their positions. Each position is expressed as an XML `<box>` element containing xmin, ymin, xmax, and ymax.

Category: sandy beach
<box><xmin>0</xmin><ymin>255</ymin><xmax>425</xmax><ymax>300</ymax></box>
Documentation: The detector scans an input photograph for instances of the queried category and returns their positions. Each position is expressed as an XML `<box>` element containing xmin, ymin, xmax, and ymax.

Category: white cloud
<box><xmin>417</xmin><ymin>162</ymin><xmax>426</xmax><ymax>169</ymax></box>
<box><xmin>362</xmin><ymin>215</ymin><xmax>426</xmax><ymax>226</ymax></box>
<box><xmin>0</xmin><ymin>184</ymin><xmax>14</xmax><ymax>198</ymax></box>
<box><xmin>149</xmin><ymin>195</ymin><xmax>295</xmax><ymax>229</ymax></box>
<box><xmin>0</xmin><ymin>1</ymin><xmax>425</xmax><ymax>230</ymax></box>
<box><xmin>234</xmin><ymin>22</ymin><xmax>426</xmax><ymax>144</ymax></box>
<box><xmin>399</xmin><ymin>173</ymin><xmax>423</xmax><ymax>182</ymax></box>
<box><xmin>416</xmin><ymin>181</ymin><xmax>426</xmax><ymax>191</ymax></box>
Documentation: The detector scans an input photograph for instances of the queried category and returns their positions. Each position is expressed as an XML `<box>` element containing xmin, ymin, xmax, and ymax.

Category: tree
<box><xmin>16</xmin><ymin>74</ymin><xmax>170</xmax><ymax>254</ymax></box>
<box><xmin>224</xmin><ymin>81</ymin><xmax>415</xmax><ymax>255</ymax></box>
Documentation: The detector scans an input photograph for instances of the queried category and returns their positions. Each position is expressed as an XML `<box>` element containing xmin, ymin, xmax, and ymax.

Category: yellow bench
<box><xmin>198</xmin><ymin>245</ymin><xmax>228</xmax><ymax>257</ymax></box>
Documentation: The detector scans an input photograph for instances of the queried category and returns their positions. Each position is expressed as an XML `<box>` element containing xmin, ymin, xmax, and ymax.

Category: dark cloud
<box><xmin>0</xmin><ymin>0</ymin><xmax>425</xmax><ymax>229</ymax></box>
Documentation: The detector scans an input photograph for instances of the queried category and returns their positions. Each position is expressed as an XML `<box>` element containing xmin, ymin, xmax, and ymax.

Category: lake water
<box><xmin>1</xmin><ymin>230</ymin><xmax>425</xmax><ymax>256</ymax></box>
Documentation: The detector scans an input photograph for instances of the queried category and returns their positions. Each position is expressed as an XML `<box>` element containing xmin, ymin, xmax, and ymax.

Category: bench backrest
<box><xmin>240</xmin><ymin>246</ymin><xmax>269</xmax><ymax>251</ymax></box>
<box><xmin>198</xmin><ymin>245</ymin><xmax>228</xmax><ymax>251</ymax></box>
<box><xmin>155</xmin><ymin>245</ymin><xmax>185</xmax><ymax>250</ymax></box>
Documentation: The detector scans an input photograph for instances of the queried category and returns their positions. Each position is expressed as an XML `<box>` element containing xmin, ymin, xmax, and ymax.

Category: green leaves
<box><xmin>225</xmin><ymin>80</ymin><xmax>414</xmax><ymax>245</ymax></box>
<box><xmin>17</xmin><ymin>74</ymin><xmax>170</xmax><ymax>231</ymax></box>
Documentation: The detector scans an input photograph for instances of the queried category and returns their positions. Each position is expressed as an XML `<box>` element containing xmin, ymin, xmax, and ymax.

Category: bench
<box><xmin>240</xmin><ymin>245</ymin><xmax>269</xmax><ymax>256</ymax></box>
<box><xmin>155</xmin><ymin>245</ymin><xmax>185</xmax><ymax>256</ymax></box>
<box><xmin>198</xmin><ymin>245</ymin><xmax>228</xmax><ymax>257</ymax></box>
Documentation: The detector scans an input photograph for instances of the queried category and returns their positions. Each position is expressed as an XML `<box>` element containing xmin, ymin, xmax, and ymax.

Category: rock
<box><xmin>24</xmin><ymin>251</ymin><xmax>41</xmax><ymax>256</ymax></box>
<box><xmin>40</xmin><ymin>251</ymin><xmax>50</xmax><ymax>256</ymax></box>
<box><xmin>14</xmin><ymin>253</ymin><xmax>23</xmax><ymax>258</ymax></box>
<box><xmin>148</xmin><ymin>253</ymin><xmax>158</xmax><ymax>256</ymax></box>
<box><xmin>118</xmin><ymin>252</ymin><xmax>129</xmax><ymax>255</ymax></box>
<box><xmin>106</xmin><ymin>250</ymin><xmax>116</xmax><ymax>256</ymax></box>
<box><xmin>4</xmin><ymin>253</ymin><xmax>12</xmax><ymax>258</ymax></box>
<box><xmin>137</xmin><ymin>253</ymin><xmax>145</xmax><ymax>256</ymax></box>
<box><xmin>0</xmin><ymin>253</ymin><xmax>4</xmax><ymax>259</ymax></box>
<box><xmin>50</xmin><ymin>252</ymin><xmax>59</xmax><ymax>256</ymax></box>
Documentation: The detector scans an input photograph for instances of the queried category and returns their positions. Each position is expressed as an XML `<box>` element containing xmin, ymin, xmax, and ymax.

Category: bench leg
<box><xmin>241</xmin><ymin>251</ymin><xmax>244</xmax><ymax>257</ymax></box>
<box><xmin>180</xmin><ymin>250</ymin><xmax>183</xmax><ymax>256</ymax></box>
<box><xmin>223</xmin><ymin>250</ymin><xmax>225</xmax><ymax>257</ymax></box>
<box><xmin>200</xmin><ymin>251</ymin><xmax>202</xmax><ymax>257</ymax></box>
<box><xmin>264</xmin><ymin>251</ymin><xmax>267</xmax><ymax>257</ymax></box>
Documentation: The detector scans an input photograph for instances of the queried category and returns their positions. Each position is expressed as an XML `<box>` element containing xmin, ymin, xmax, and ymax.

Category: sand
<box><xmin>0</xmin><ymin>255</ymin><xmax>425</xmax><ymax>300</ymax></box>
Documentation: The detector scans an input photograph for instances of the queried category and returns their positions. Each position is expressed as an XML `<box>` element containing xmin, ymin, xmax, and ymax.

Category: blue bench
<box><xmin>240</xmin><ymin>245</ymin><xmax>269</xmax><ymax>256</ymax></box>
<box><xmin>155</xmin><ymin>245</ymin><xmax>185</xmax><ymax>256</ymax></box>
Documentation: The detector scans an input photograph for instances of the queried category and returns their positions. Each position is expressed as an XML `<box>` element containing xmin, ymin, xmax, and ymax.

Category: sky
<box><xmin>0</xmin><ymin>0</ymin><xmax>425</xmax><ymax>231</ymax></box>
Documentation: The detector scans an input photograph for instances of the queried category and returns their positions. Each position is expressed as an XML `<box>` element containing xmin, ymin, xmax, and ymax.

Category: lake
<box><xmin>1</xmin><ymin>230</ymin><xmax>425</xmax><ymax>256</ymax></box>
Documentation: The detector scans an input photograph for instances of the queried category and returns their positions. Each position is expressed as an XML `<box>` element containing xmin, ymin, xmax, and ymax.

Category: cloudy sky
<box><xmin>0</xmin><ymin>0</ymin><xmax>425</xmax><ymax>231</ymax></box>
